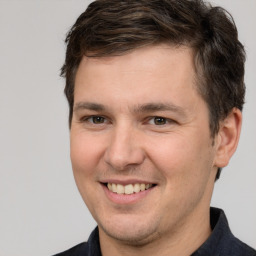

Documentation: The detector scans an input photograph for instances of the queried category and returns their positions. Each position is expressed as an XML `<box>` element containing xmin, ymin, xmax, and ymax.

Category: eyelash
<box><xmin>147</xmin><ymin>116</ymin><xmax>175</xmax><ymax>126</ymax></box>
<box><xmin>80</xmin><ymin>115</ymin><xmax>175</xmax><ymax>126</ymax></box>
<box><xmin>80</xmin><ymin>115</ymin><xmax>108</xmax><ymax>124</ymax></box>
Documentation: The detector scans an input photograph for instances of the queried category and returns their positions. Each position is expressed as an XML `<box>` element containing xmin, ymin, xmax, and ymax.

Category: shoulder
<box><xmin>52</xmin><ymin>227</ymin><xmax>101</xmax><ymax>256</ymax></box>
<box><xmin>224</xmin><ymin>236</ymin><xmax>256</xmax><ymax>256</ymax></box>
<box><xmin>211</xmin><ymin>208</ymin><xmax>256</xmax><ymax>256</ymax></box>
<box><xmin>52</xmin><ymin>242</ymin><xmax>88</xmax><ymax>256</ymax></box>
<box><xmin>194</xmin><ymin>208</ymin><xmax>256</xmax><ymax>256</ymax></box>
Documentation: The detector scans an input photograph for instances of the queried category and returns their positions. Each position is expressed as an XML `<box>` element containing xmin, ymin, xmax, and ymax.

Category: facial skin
<box><xmin>70</xmin><ymin>45</ymin><xmax>241</xmax><ymax>256</ymax></box>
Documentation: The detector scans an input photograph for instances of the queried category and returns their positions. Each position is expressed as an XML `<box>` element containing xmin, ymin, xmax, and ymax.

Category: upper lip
<box><xmin>100</xmin><ymin>179</ymin><xmax>156</xmax><ymax>185</ymax></box>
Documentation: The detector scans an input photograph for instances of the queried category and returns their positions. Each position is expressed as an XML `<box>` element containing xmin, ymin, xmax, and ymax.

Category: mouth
<box><xmin>103</xmin><ymin>182</ymin><xmax>156</xmax><ymax>195</ymax></box>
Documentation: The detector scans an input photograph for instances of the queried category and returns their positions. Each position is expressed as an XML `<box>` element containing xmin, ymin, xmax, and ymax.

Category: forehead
<box><xmin>74</xmin><ymin>45</ymin><xmax>201</xmax><ymax>111</ymax></box>
<box><xmin>76</xmin><ymin>45</ymin><xmax>197</xmax><ymax>84</ymax></box>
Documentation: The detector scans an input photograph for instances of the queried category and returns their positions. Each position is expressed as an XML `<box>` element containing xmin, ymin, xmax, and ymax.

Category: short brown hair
<box><xmin>61</xmin><ymin>0</ymin><xmax>246</xmax><ymax>179</ymax></box>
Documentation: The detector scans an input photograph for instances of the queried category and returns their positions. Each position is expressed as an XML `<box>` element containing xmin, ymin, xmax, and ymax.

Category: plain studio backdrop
<box><xmin>0</xmin><ymin>1</ymin><xmax>255</xmax><ymax>255</ymax></box>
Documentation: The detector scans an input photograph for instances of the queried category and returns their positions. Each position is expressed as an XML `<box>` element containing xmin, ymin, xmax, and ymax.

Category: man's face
<box><xmin>70</xmin><ymin>45</ymin><xmax>218</xmax><ymax>244</ymax></box>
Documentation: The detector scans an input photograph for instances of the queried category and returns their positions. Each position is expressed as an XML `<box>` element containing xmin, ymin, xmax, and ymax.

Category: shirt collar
<box><xmin>191</xmin><ymin>207</ymin><xmax>233</xmax><ymax>256</ymax></box>
<box><xmin>87</xmin><ymin>207</ymin><xmax>233</xmax><ymax>256</ymax></box>
<box><xmin>87</xmin><ymin>227</ymin><xmax>102</xmax><ymax>256</ymax></box>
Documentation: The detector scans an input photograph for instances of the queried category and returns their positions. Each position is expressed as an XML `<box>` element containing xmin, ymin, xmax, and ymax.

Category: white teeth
<box><xmin>124</xmin><ymin>184</ymin><xmax>134</xmax><ymax>194</ymax></box>
<box><xmin>116</xmin><ymin>184</ymin><xmax>125</xmax><ymax>194</ymax></box>
<box><xmin>107</xmin><ymin>183</ymin><xmax>153</xmax><ymax>194</ymax></box>
<box><xmin>134</xmin><ymin>183</ymin><xmax>140</xmax><ymax>193</ymax></box>
<box><xmin>112</xmin><ymin>183</ymin><xmax>117</xmax><ymax>193</ymax></box>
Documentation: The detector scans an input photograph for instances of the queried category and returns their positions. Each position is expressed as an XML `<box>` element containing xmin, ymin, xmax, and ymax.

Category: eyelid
<box><xmin>147</xmin><ymin>116</ymin><xmax>176</xmax><ymax>125</ymax></box>
<box><xmin>80</xmin><ymin>115</ymin><xmax>108</xmax><ymax>124</ymax></box>
<box><xmin>79</xmin><ymin>114</ymin><xmax>176</xmax><ymax>126</ymax></box>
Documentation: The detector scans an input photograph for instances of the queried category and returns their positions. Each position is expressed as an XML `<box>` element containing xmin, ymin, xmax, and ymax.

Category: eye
<box><xmin>85</xmin><ymin>116</ymin><xmax>106</xmax><ymax>124</ymax></box>
<box><xmin>148</xmin><ymin>116</ymin><xmax>168</xmax><ymax>125</ymax></box>
<box><xmin>153</xmin><ymin>117</ymin><xmax>167</xmax><ymax>125</ymax></box>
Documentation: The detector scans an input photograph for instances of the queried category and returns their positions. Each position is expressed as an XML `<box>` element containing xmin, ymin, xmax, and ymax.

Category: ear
<box><xmin>214</xmin><ymin>108</ymin><xmax>242</xmax><ymax>168</ymax></box>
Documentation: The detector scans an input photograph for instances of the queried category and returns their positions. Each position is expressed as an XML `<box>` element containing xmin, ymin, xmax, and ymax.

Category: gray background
<box><xmin>0</xmin><ymin>1</ymin><xmax>255</xmax><ymax>255</ymax></box>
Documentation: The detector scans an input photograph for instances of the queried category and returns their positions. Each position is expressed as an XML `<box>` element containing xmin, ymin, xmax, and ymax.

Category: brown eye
<box><xmin>91</xmin><ymin>116</ymin><xmax>105</xmax><ymax>124</ymax></box>
<box><xmin>154</xmin><ymin>117</ymin><xmax>167</xmax><ymax>125</ymax></box>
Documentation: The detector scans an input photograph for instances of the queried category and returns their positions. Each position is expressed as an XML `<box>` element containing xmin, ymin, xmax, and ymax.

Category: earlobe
<box><xmin>214</xmin><ymin>108</ymin><xmax>242</xmax><ymax>168</ymax></box>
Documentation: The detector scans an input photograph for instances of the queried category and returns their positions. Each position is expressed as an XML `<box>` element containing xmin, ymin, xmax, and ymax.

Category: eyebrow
<box><xmin>73</xmin><ymin>102</ymin><xmax>106</xmax><ymax>112</ymax></box>
<box><xmin>74</xmin><ymin>101</ymin><xmax>186</xmax><ymax>116</ymax></box>
<box><xmin>133</xmin><ymin>102</ymin><xmax>187</xmax><ymax>116</ymax></box>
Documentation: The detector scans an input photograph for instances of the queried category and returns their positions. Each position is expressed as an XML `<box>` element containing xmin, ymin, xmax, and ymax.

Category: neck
<box><xmin>99</xmin><ymin>207</ymin><xmax>212</xmax><ymax>256</ymax></box>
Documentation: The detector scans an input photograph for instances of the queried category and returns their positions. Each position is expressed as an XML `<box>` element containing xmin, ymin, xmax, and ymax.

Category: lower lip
<box><xmin>101</xmin><ymin>184</ymin><xmax>155</xmax><ymax>204</ymax></box>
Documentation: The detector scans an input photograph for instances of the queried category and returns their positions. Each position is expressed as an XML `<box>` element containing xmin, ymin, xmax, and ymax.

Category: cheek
<box><xmin>147</xmin><ymin>135</ymin><xmax>215</xmax><ymax>218</ymax></box>
<box><xmin>147</xmin><ymin>133</ymin><xmax>213</xmax><ymax>187</ymax></box>
<box><xmin>70</xmin><ymin>132</ymin><xmax>104</xmax><ymax>178</ymax></box>
<box><xmin>70</xmin><ymin>133</ymin><xmax>106</xmax><ymax>210</ymax></box>
<box><xmin>147</xmin><ymin>135</ymin><xmax>194</xmax><ymax>170</ymax></box>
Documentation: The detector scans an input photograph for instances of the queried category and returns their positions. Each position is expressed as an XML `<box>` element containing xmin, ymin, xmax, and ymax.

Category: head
<box><xmin>61</xmin><ymin>0</ymin><xmax>245</xmax><ymax>180</ymax></box>
<box><xmin>61</xmin><ymin>0</ymin><xmax>245</xmax><ymax>251</ymax></box>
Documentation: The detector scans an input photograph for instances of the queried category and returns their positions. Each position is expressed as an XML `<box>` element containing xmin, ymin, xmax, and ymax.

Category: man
<box><xmin>54</xmin><ymin>0</ymin><xmax>256</xmax><ymax>255</ymax></box>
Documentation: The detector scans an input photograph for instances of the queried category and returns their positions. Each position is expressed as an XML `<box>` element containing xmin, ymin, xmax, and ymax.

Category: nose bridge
<box><xmin>104</xmin><ymin>122</ymin><xmax>144</xmax><ymax>170</ymax></box>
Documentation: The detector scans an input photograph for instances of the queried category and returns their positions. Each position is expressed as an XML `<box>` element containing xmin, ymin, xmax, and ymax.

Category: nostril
<box><xmin>104</xmin><ymin>135</ymin><xmax>146</xmax><ymax>170</ymax></box>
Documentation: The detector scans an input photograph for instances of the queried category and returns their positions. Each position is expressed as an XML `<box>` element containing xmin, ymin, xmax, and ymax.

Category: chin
<box><xmin>98</xmin><ymin>214</ymin><xmax>161</xmax><ymax>246</ymax></box>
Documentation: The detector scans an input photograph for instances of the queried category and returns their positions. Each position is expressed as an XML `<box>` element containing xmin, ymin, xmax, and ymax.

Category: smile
<box><xmin>107</xmin><ymin>183</ymin><xmax>153</xmax><ymax>194</ymax></box>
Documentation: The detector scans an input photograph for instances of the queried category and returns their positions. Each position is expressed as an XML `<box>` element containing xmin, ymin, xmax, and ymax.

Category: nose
<box><xmin>104</xmin><ymin>125</ymin><xmax>145</xmax><ymax>170</ymax></box>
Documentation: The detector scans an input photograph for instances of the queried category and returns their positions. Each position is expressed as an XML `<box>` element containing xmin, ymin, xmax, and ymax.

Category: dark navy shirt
<box><xmin>54</xmin><ymin>208</ymin><xmax>256</xmax><ymax>256</ymax></box>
